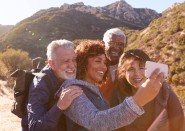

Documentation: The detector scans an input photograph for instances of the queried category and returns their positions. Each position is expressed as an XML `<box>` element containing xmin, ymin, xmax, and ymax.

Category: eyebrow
<box><xmin>95</xmin><ymin>55</ymin><xmax>106</xmax><ymax>60</ymax></box>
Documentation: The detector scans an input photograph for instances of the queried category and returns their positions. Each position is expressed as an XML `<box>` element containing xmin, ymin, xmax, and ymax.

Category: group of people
<box><xmin>22</xmin><ymin>28</ymin><xmax>184</xmax><ymax>131</ymax></box>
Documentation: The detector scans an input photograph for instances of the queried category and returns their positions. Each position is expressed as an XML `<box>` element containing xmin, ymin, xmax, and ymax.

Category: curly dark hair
<box><xmin>115</xmin><ymin>49</ymin><xmax>150</xmax><ymax>95</ymax></box>
<box><xmin>75</xmin><ymin>40</ymin><xmax>108</xmax><ymax>84</ymax></box>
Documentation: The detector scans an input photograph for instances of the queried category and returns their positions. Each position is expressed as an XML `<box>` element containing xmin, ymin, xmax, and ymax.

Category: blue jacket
<box><xmin>24</xmin><ymin>64</ymin><xmax>66</xmax><ymax>131</ymax></box>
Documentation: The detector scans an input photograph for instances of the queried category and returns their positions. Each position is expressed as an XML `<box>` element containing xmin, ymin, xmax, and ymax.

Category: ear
<box><xmin>48</xmin><ymin>60</ymin><xmax>55</xmax><ymax>71</ymax></box>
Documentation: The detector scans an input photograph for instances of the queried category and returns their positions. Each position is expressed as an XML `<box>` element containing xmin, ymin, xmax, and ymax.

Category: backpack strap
<box><xmin>40</xmin><ymin>74</ymin><xmax>56</xmax><ymax>109</ymax></box>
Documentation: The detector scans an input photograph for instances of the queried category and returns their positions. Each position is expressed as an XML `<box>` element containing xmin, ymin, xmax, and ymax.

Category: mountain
<box><xmin>0</xmin><ymin>0</ymin><xmax>160</xmax><ymax>58</ymax></box>
<box><xmin>61</xmin><ymin>0</ymin><xmax>160</xmax><ymax>28</ymax></box>
<box><xmin>0</xmin><ymin>24</ymin><xmax>13</xmax><ymax>36</ymax></box>
<box><xmin>125</xmin><ymin>2</ymin><xmax>185</xmax><ymax>87</ymax></box>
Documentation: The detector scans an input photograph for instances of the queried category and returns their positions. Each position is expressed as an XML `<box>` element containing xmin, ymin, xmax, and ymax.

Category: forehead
<box><xmin>88</xmin><ymin>54</ymin><xmax>106</xmax><ymax>61</ymax></box>
<box><xmin>56</xmin><ymin>47</ymin><xmax>76</xmax><ymax>57</ymax></box>
<box><xmin>126</xmin><ymin>58</ymin><xmax>145</xmax><ymax>67</ymax></box>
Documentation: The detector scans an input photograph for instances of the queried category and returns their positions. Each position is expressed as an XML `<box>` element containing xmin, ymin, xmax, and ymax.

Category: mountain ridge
<box><xmin>0</xmin><ymin>0</ymin><xmax>160</xmax><ymax>58</ymax></box>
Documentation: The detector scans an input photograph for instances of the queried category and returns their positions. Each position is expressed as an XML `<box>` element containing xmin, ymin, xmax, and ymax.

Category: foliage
<box><xmin>179</xmin><ymin>72</ymin><xmax>185</xmax><ymax>84</ymax></box>
<box><xmin>125</xmin><ymin>2</ymin><xmax>185</xmax><ymax>90</ymax></box>
<box><xmin>0</xmin><ymin>60</ymin><xmax>8</xmax><ymax>79</ymax></box>
<box><xmin>0</xmin><ymin>9</ymin><xmax>140</xmax><ymax>58</ymax></box>
<box><xmin>171</xmin><ymin>74</ymin><xmax>179</xmax><ymax>85</ymax></box>
<box><xmin>174</xmin><ymin>86</ymin><xmax>185</xmax><ymax>100</ymax></box>
<box><xmin>177</xmin><ymin>34</ymin><xmax>185</xmax><ymax>46</ymax></box>
<box><xmin>0</xmin><ymin>48</ymin><xmax>32</xmax><ymax>74</ymax></box>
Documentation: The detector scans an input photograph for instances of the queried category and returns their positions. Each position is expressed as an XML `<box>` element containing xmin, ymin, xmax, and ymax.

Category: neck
<box><xmin>107</xmin><ymin>59</ymin><xmax>118</xmax><ymax>66</ymax></box>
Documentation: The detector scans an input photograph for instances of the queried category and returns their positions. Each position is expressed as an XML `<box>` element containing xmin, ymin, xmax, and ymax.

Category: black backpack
<box><xmin>10</xmin><ymin>68</ymin><xmax>48</xmax><ymax>118</ymax></box>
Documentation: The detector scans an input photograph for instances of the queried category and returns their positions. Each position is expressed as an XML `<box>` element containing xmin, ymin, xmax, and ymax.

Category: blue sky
<box><xmin>0</xmin><ymin>0</ymin><xmax>184</xmax><ymax>25</ymax></box>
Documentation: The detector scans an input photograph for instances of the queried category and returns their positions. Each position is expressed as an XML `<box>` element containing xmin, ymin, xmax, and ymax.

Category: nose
<box><xmin>68</xmin><ymin>60</ymin><xmax>76</xmax><ymax>69</ymax></box>
<box><xmin>114</xmin><ymin>44</ymin><xmax>124</xmax><ymax>50</ymax></box>
<box><xmin>135</xmin><ymin>69</ymin><xmax>141</xmax><ymax>76</ymax></box>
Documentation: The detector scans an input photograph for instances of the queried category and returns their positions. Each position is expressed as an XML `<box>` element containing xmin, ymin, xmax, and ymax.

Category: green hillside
<box><xmin>125</xmin><ymin>2</ymin><xmax>185</xmax><ymax>89</ymax></box>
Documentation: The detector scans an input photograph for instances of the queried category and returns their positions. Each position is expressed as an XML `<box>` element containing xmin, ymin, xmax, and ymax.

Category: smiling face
<box><xmin>125</xmin><ymin>59</ymin><xmax>147</xmax><ymax>90</ymax></box>
<box><xmin>84</xmin><ymin>54</ymin><xmax>107</xmax><ymax>84</ymax></box>
<box><xmin>50</xmin><ymin>47</ymin><xmax>77</xmax><ymax>81</ymax></box>
<box><xmin>105</xmin><ymin>34</ymin><xmax>125</xmax><ymax>65</ymax></box>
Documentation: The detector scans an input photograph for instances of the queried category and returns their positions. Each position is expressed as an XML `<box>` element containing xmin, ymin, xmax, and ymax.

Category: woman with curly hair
<box><xmin>56</xmin><ymin>40</ymin><xmax>164</xmax><ymax>131</ymax></box>
<box><xmin>111</xmin><ymin>49</ymin><xmax>184</xmax><ymax>131</ymax></box>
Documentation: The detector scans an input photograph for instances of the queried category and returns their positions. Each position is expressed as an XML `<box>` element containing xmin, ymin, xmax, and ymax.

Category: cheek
<box><xmin>139</xmin><ymin>69</ymin><xmax>145</xmax><ymax>77</ymax></box>
<box><xmin>85</xmin><ymin>63</ymin><xmax>92</xmax><ymax>75</ymax></box>
<box><xmin>57</xmin><ymin>63</ymin><xmax>67</xmax><ymax>72</ymax></box>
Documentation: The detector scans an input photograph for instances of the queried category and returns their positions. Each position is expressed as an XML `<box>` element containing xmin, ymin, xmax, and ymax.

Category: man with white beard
<box><xmin>22</xmin><ymin>39</ymin><xmax>83</xmax><ymax>131</ymax></box>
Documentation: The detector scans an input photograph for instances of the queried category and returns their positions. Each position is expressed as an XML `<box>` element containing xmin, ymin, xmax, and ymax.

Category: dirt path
<box><xmin>0</xmin><ymin>81</ymin><xmax>21</xmax><ymax>131</ymax></box>
<box><xmin>0</xmin><ymin>96</ymin><xmax>21</xmax><ymax>131</ymax></box>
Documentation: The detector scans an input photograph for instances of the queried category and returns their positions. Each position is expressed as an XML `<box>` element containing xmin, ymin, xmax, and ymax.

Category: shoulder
<box><xmin>62</xmin><ymin>79</ymin><xmax>86</xmax><ymax>89</ymax></box>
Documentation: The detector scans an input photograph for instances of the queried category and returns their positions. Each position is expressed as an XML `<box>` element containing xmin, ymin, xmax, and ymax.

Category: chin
<box><xmin>96</xmin><ymin>79</ymin><xmax>103</xmax><ymax>83</ymax></box>
<box><xmin>65</xmin><ymin>75</ymin><xmax>76</xmax><ymax>80</ymax></box>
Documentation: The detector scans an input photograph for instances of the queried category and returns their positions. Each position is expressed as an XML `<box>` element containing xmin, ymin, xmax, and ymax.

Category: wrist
<box><xmin>57</xmin><ymin>101</ymin><xmax>65</xmax><ymax>111</ymax></box>
<box><xmin>125</xmin><ymin>97</ymin><xmax>144</xmax><ymax>115</ymax></box>
<box><xmin>133</xmin><ymin>95</ymin><xmax>144</xmax><ymax>108</ymax></box>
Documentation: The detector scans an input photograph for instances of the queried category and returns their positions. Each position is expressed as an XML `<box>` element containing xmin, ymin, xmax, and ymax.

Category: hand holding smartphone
<box><xmin>145</xmin><ymin>61</ymin><xmax>168</xmax><ymax>78</ymax></box>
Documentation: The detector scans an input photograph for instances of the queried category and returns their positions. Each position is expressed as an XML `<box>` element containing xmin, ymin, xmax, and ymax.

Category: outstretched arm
<box><xmin>64</xmin><ymin>93</ymin><xmax>142</xmax><ymax>131</ymax></box>
<box><xmin>63</xmin><ymin>69</ymin><xmax>164</xmax><ymax>131</ymax></box>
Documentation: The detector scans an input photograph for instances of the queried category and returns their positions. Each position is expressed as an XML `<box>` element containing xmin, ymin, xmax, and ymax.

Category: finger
<box><xmin>67</xmin><ymin>88</ymin><xmax>83</xmax><ymax>94</ymax></box>
<box><xmin>62</xmin><ymin>86</ymin><xmax>82</xmax><ymax>94</ymax></box>
<box><xmin>70</xmin><ymin>92</ymin><xmax>83</xmax><ymax>100</ymax></box>
<box><xmin>62</xmin><ymin>88</ymin><xmax>69</xmax><ymax>92</ymax></box>
<box><xmin>156</xmin><ymin>72</ymin><xmax>165</xmax><ymax>83</ymax></box>
<box><xmin>67</xmin><ymin>85</ymin><xmax>81</xmax><ymax>90</ymax></box>
<box><xmin>62</xmin><ymin>88</ymin><xmax>83</xmax><ymax>98</ymax></box>
<box><xmin>149</xmin><ymin>68</ymin><xmax>160</xmax><ymax>79</ymax></box>
<box><xmin>69</xmin><ymin>88</ymin><xmax>83</xmax><ymax>95</ymax></box>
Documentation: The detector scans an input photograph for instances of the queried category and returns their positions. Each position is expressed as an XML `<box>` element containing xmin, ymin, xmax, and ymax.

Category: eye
<box><xmin>64</xmin><ymin>60</ymin><xmax>69</xmax><ymax>63</ymax></box>
<box><xmin>140</xmin><ymin>67</ymin><xmax>145</xmax><ymax>70</ymax></box>
<box><xmin>61</xmin><ymin>59</ymin><xmax>69</xmax><ymax>63</ymax></box>
<box><xmin>127</xmin><ymin>67</ymin><xmax>134</xmax><ymax>71</ymax></box>
<box><xmin>95</xmin><ymin>60</ymin><xmax>101</xmax><ymax>63</ymax></box>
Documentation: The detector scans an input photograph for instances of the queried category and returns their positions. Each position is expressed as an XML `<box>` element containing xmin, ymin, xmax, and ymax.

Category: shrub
<box><xmin>177</xmin><ymin>34</ymin><xmax>185</xmax><ymax>46</ymax></box>
<box><xmin>167</xmin><ymin>22</ymin><xmax>181</xmax><ymax>35</ymax></box>
<box><xmin>0</xmin><ymin>48</ymin><xmax>32</xmax><ymax>74</ymax></box>
<box><xmin>0</xmin><ymin>60</ymin><xmax>8</xmax><ymax>79</ymax></box>
<box><xmin>174</xmin><ymin>86</ymin><xmax>185</xmax><ymax>100</ymax></box>
<box><xmin>171</xmin><ymin>74</ymin><xmax>179</xmax><ymax>85</ymax></box>
<box><xmin>179</xmin><ymin>72</ymin><xmax>185</xmax><ymax>84</ymax></box>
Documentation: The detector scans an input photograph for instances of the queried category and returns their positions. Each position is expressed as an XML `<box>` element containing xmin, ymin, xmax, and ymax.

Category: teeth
<box><xmin>111</xmin><ymin>51</ymin><xmax>119</xmax><ymax>56</ymax></box>
<box><xmin>97</xmin><ymin>71</ymin><xmax>104</xmax><ymax>75</ymax></box>
<box><xmin>66</xmin><ymin>70</ymin><xmax>74</xmax><ymax>73</ymax></box>
<box><xmin>134</xmin><ymin>78</ymin><xmax>142</xmax><ymax>83</ymax></box>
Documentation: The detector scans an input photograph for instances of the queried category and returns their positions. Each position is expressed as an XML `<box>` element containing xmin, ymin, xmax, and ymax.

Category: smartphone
<box><xmin>145</xmin><ymin>61</ymin><xmax>168</xmax><ymax>78</ymax></box>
